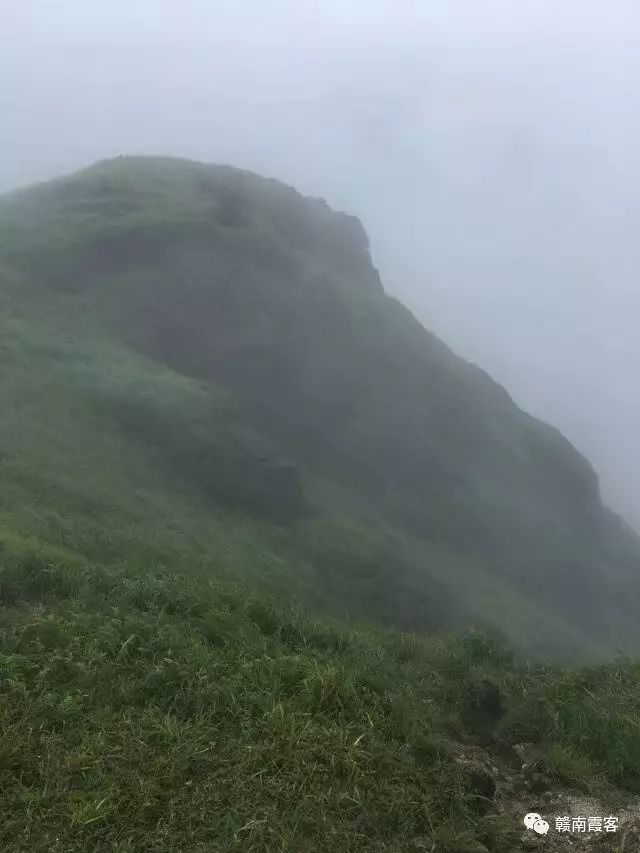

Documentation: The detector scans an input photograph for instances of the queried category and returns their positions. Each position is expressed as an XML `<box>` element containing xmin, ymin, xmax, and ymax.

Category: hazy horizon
<box><xmin>3</xmin><ymin>0</ymin><xmax>639</xmax><ymax>525</ymax></box>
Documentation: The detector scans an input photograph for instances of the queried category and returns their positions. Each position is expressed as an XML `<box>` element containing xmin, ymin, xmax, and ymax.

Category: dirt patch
<box><xmin>451</xmin><ymin>738</ymin><xmax>639</xmax><ymax>851</ymax></box>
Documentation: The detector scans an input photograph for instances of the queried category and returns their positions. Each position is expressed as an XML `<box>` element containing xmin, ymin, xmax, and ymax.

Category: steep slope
<box><xmin>0</xmin><ymin>155</ymin><xmax>639</xmax><ymax>658</ymax></box>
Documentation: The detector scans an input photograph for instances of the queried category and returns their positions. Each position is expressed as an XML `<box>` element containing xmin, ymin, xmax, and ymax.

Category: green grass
<box><xmin>2</xmin><ymin>563</ymin><xmax>640</xmax><ymax>850</ymax></box>
<box><xmin>0</xmin><ymin>284</ymin><xmax>611</xmax><ymax>659</ymax></box>
<box><xmin>0</xmin><ymin>565</ymin><xmax>507</xmax><ymax>852</ymax></box>
<box><xmin>2</xmin><ymin>156</ymin><xmax>640</xmax><ymax>848</ymax></box>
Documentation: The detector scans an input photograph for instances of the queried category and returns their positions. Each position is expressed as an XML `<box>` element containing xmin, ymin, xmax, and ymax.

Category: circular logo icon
<box><xmin>524</xmin><ymin>813</ymin><xmax>541</xmax><ymax>830</ymax></box>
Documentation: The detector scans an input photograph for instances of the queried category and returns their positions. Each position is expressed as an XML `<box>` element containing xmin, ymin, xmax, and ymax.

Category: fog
<box><xmin>2</xmin><ymin>1</ymin><xmax>639</xmax><ymax>525</ymax></box>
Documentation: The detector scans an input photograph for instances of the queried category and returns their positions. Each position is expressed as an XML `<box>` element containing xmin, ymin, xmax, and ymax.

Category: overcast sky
<box><xmin>2</xmin><ymin>1</ymin><xmax>639</xmax><ymax>524</ymax></box>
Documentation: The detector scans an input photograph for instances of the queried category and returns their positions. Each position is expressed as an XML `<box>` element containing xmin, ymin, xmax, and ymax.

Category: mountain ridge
<box><xmin>0</xmin><ymin>154</ymin><xmax>638</xmax><ymax>658</ymax></box>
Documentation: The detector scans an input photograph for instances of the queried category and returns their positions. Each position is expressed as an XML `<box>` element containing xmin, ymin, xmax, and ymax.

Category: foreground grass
<box><xmin>2</xmin><ymin>558</ymin><xmax>640</xmax><ymax>851</ymax></box>
<box><xmin>0</xmin><ymin>566</ymin><xmax>508</xmax><ymax>852</ymax></box>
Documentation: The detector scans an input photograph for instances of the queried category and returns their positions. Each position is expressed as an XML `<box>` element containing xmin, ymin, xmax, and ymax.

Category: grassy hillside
<box><xmin>2</xmin><ymin>157</ymin><xmax>640</xmax><ymax>849</ymax></box>
<box><xmin>3</xmin><ymin>564</ymin><xmax>640</xmax><ymax>851</ymax></box>
<box><xmin>1</xmin><ymin>155</ymin><xmax>639</xmax><ymax>657</ymax></box>
<box><xmin>0</xmin><ymin>288</ymin><xmax>595</xmax><ymax>658</ymax></box>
